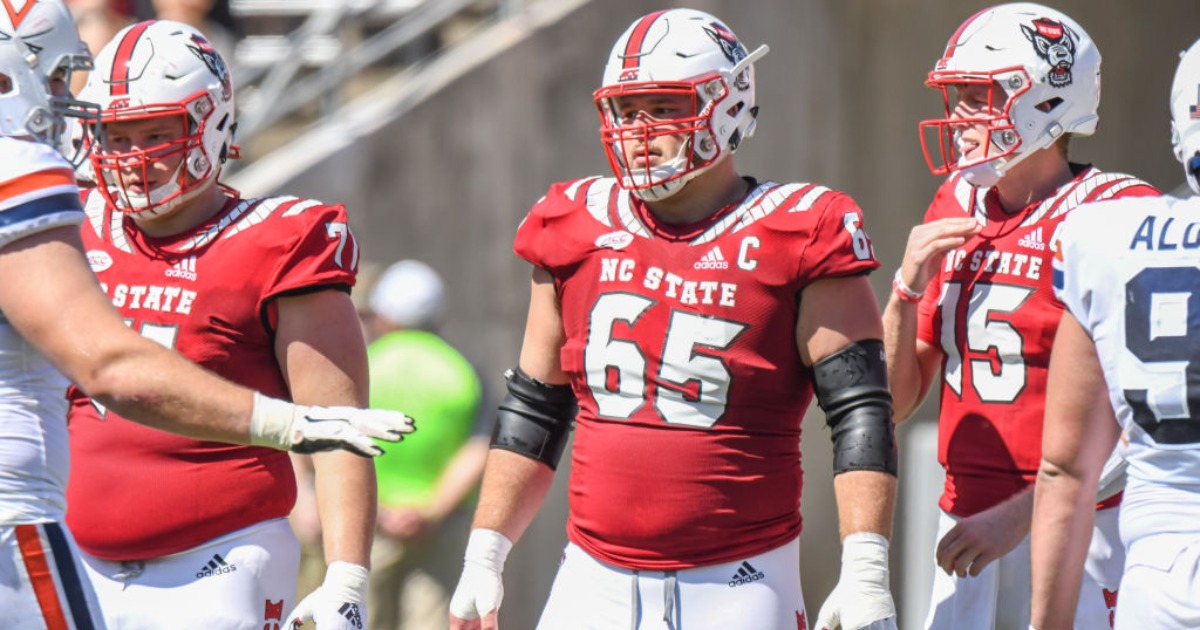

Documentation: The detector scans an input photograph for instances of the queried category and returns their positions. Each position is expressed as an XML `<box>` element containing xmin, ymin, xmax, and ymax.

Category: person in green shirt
<box><xmin>367</xmin><ymin>259</ymin><xmax>489</xmax><ymax>630</ymax></box>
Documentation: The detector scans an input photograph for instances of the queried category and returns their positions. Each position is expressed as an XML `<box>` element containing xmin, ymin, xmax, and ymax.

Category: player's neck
<box><xmin>131</xmin><ymin>180</ymin><xmax>228</xmax><ymax>238</ymax></box>
<box><xmin>645</xmin><ymin>161</ymin><xmax>748</xmax><ymax>225</ymax></box>
<box><xmin>993</xmin><ymin>150</ymin><xmax>1073</xmax><ymax>214</ymax></box>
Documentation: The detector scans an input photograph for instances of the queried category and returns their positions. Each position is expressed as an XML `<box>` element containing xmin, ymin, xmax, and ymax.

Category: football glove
<box><xmin>449</xmin><ymin>529</ymin><xmax>512</xmax><ymax>622</ymax></box>
<box><xmin>250</xmin><ymin>393</ymin><xmax>415</xmax><ymax>457</ymax></box>
<box><xmin>285</xmin><ymin>561</ymin><xmax>368</xmax><ymax>629</ymax></box>
<box><xmin>815</xmin><ymin>533</ymin><xmax>897</xmax><ymax>630</ymax></box>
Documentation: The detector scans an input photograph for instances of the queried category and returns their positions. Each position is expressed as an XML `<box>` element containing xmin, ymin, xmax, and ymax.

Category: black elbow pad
<box><xmin>812</xmin><ymin>339</ymin><xmax>899</xmax><ymax>477</ymax></box>
<box><xmin>489</xmin><ymin>367</ymin><xmax>577</xmax><ymax>470</ymax></box>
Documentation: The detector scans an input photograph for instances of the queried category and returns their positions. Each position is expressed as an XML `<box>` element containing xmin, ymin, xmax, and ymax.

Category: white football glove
<box><xmin>286</xmin><ymin>561</ymin><xmax>368</xmax><ymax>629</ymax></box>
<box><xmin>250</xmin><ymin>393</ymin><xmax>415</xmax><ymax>457</ymax></box>
<box><xmin>815</xmin><ymin>533</ymin><xmax>897</xmax><ymax>630</ymax></box>
<box><xmin>449</xmin><ymin>529</ymin><xmax>512</xmax><ymax>623</ymax></box>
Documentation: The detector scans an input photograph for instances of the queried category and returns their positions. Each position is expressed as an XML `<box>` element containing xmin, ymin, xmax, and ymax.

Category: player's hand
<box><xmin>815</xmin><ymin>533</ymin><xmax>897</xmax><ymax>630</ymax></box>
<box><xmin>250</xmin><ymin>393</ymin><xmax>415</xmax><ymax>457</ymax></box>
<box><xmin>897</xmin><ymin>217</ymin><xmax>983</xmax><ymax>295</ymax></box>
<box><xmin>449</xmin><ymin>529</ymin><xmax>512</xmax><ymax>630</ymax></box>
<box><xmin>285</xmin><ymin>561</ymin><xmax>368</xmax><ymax>629</ymax></box>
<box><xmin>936</xmin><ymin>491</ymin><xmax>1030</xmax><ymax>577</ymax></box>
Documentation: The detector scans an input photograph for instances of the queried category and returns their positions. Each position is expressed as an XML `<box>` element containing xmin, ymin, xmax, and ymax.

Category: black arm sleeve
<box><xmin>489</xmin><ymin>367</ymin><xmax>577</xmax><ymax>470</ymax></box>
<box><xmin>811</xmin><ymin>339</ymin><xmax>899</xmax><ymax>477</ymax></box>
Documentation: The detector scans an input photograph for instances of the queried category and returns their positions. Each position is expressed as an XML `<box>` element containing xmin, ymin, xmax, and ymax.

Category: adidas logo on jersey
<box><xmin>165</xmin><ymin>256</ymin><xmax>198</xmax><ymax>281</ymax></box>
<box><xmin>196</xmin><ymin>553</ymin><xmax>237</xmax><ymax>579</ymax></box>
<box><xmin>727</xmin><ymin>561</ymin><xmax>765</xmax><ymax>587</ymax></box>
<box><xmin>694</xmin><ymin>246</ymin><xmax>730</xmax><ymax>270</ymax></box>
<box><xmin>165</xmin><ymin>256</ymin><xmax>197</xmax><ymax>281</ymax></box>
<box><xmin>1017</xmin><ymin>227</ymin><xmax>1046</xmax><ymax>251</ymax></box>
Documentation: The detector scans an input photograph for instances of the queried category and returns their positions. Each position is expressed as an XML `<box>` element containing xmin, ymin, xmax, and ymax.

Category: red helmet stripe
<box><xmin>109</xmin><ymin>20</ymin><xmax>154</xmax><ymax>97</ymax></box>
<box><xmin>622</xmin><ymin>10</ymin><xmax>667</xmax><ymax>70</ymax></box>
<box><xmin>943</xmin><ymin>7</ymin><xmax>992</xmax><ymax>57</ymax></box>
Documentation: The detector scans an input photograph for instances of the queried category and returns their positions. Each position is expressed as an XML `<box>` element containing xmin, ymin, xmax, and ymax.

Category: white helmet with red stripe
<box><xmin>594</xmin><ymin>9</ymin><xmax>768</xmax><ymax>201</ymax></box>
<box><xmin>919</xmin><ymin>3</ymin><xmax>1101</xmax><ymax>187</ymax></box>
<box><xmin>0</xmin><ymin>0</ymin><xmax>97</xmax><ymax>165</ymax></box>
<box><xmin>1170</xmin><ymin>38</ymin><xmax>1200</xmax><ymax>195</ymax></box>
<box><xmin>81</xmin><ymin>19</ymin><xmax>236</xmax><ymax>215</ymax></box>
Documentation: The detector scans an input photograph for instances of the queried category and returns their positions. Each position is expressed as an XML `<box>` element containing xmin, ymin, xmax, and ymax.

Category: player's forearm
<box><xmin>87</xmin><ymin>341</ymin><xmax>258</xmax><ymax>442</ymax></box>
<box><xmin>1030</xmin><ymin>465</ymin><xmax>1095</xmax><ymax>630</ymax></box>
<box><xmin>428</xmin><ymin>437</ymin><xmax>490</xmax><ymax>522</ymax></box>
<box><xmin>882</xmin><ymin>297</ymin><xmax>927</xmax><ymax>422</ymax></box>
<box><xmin>0</xmin><ymin>231</ymin><xmax>258</xmax><ymax>442</ymax></box>
<box><xmin>470</xmin><ymin>448</ymin><xmax>556</xmax><ymax>544</ymax></box>
<box><xmin>314</xmin><ymin>451</ymin><xmax>377</xmax><ymax>567</ymax></box>
<box><xmin>832</xmin><ymin>470</ymin><xmax>897</xmax><ymax>540</ymax></box>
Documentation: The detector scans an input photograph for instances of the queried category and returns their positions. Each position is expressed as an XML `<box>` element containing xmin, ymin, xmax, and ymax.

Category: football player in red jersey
<box><xmin>0</xmin><ymin>4</ymin><xmax>411</xmax><ymax>629</ymax></box>
<box><xmin>65</xmin><ymin>19</ymin><xmax>381</xmax><ymax>630</ymax></box>
<box><xmin>883</xmin><ymin>4</ymin><xmax>1159</xmax><ymax>630</ymax></box>
<box><xmin>448</xmin><ymin>8</ymin><xmax>899</xmax><ymax>630</ymax></box>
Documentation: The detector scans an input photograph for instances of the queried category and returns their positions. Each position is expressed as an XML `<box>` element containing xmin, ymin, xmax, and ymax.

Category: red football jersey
<box><xmin>515</xmin><ymin>176</ymin><xmax>880</xmax><ymax>569</ymax></box>
<box><xmin>916</xmin><ymin>167</ymin><xmax>1158</xmax><ymax>517</ymax></box>
<box><xmin>67</xmin><ymin>188</ymin><xmax>359</xmax><ymax>560</ymax></box>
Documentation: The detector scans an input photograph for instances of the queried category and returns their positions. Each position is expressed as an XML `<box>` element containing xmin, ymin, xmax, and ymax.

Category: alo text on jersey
<box><xmin>1129</xmin><ymin>214</ymin><xmax>1200</xmax><ymax>250</ymax></box>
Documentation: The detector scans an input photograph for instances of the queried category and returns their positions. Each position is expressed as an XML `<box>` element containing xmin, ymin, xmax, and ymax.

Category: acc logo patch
<box><xmin>86</xmin><ymin>250</ymin><xmax>113</xmax><ymax>272</ymax></box>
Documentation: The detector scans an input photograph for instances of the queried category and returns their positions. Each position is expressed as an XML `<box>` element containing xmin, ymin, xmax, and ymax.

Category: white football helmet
<box><xmin>594</xmin><ymin>9</ymin><xmax>768</xmax><ymax>201</ymax></box>
<box><xmin>0</xmin><ymin>0</ymin><xmax>97</xmax><ymax>165</ymax></box>
<box><xmin>1170</xmin><ymin>38</ymin><xmax>1200</xmax><ymax>195</ymax></box>
<box><xmin>82</xmin><ymin>20</ymin><xmax>237</xmax><ymax>216</ymax></box>
<box><xmin>920</xmin><ymin>3</ymin><xmax>1101</xmax><ymax>187</ymax></box>
<box><xmin>0</xmin><ymin>38</ymin><xmax>55</xmax><ymax>137</ymax></box>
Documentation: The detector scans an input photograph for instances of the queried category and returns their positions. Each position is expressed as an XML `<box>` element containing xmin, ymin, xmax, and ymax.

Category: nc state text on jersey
<box><xmin>99</xmin><ymin>283</ymin><xmax>198</xmax><ymax>314</ymax></box>
<box><xmin>599</xmin><ymin>257</ymin><xmax>738</xmax><ymax>307</ymax></box>
<box><xmin>942</xmin><ymin>248</ymin><xmax>1044</xmax><ymax>280</ymax></box>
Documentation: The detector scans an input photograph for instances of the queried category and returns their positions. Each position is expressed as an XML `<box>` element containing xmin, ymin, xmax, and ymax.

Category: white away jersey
<box><xmin>0</xmin><ymin>137</ymin><xmax>86</xmax><ymax>525</ymax></box>
<box><xmin>1054</xmin><ymin>193</ymin><xmax>1200</xmax><ymax>542</ymax></box>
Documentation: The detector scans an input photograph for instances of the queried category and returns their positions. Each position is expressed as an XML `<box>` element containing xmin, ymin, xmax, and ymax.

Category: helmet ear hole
<box><xmin>1035</xmin><ymin>97</ymin><xmax>1063</xmax><ymax>113</ymax></box>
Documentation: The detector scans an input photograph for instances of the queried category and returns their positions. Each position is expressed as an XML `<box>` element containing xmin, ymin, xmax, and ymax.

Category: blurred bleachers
<box><xmin>225</xmin><ymin>0</ymin><xmax>522</xmax><ymax>161</ymax></box>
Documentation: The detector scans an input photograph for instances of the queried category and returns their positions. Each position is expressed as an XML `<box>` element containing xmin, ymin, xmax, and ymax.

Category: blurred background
<box><xmin>68</xmin><ymin>0</ymin><xmax>1200</xmax><ymax>627</ymax></box>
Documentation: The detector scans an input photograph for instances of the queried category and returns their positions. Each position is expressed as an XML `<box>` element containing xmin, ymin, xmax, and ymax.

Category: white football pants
<box><xmin>536</xmin><ymin>536</ymin><xmax>804</xmax><ymax>630</ymax></box>
<box><xmin>81</xmin><ymin>518</ymin><xmax>299</xmax><ymax>630</ymax></box>
<box><xmin>924</xmin><ymin>505</ymin><xmax>1122</xmax><ymax>630</ymax></box>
